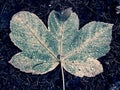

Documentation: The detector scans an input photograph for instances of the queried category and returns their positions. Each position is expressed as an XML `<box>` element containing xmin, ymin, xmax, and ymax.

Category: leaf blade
<box><xmin>9</xmin><ymin>53</ymin><xmax>59</xmax><ymax>74</ymax></box>
<box><xmin>62</xmin><ymin>58</ymin><xmax>103</xmax><ymax>77</ymax></box>
<box><xmin>48</xmin><ymin>8</ymin><xmax>79</xmax><ymax>55</ymax></box>
<box><xmin>10</xmin><ymin>11</ymin><xmax>58</xmax><ymax>59</ymax></box>
<box><xmin>63</xmin><ymin>21</ymin><xmax>113</xmax><ymax>60</ymax></box>
<box><xmin>9</xmin><ymin>9</ymin><xmax>113</xmax><ymax>77</ymax></box>
<box><xmin>63</xmin><ymin>21</ymin><xmax>113</xmax><ymax>77</ymax></box>
<box><xmin>9</xmin><ymin>11</ymin><xmax>59</xmax><ymax>74</ymax></box>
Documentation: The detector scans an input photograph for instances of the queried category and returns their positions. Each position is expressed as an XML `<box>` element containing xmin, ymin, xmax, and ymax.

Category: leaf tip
<box><xmin>54</xmin><ymin>8</ymin><xmax>73</xmax><ymax>22</ymax></box>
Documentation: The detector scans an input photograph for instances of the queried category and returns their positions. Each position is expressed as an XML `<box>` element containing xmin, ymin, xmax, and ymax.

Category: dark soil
<box><xmin>0</xmin><ymin>0</ymin><xmax>120</xmax><ymax>90</ymax></box>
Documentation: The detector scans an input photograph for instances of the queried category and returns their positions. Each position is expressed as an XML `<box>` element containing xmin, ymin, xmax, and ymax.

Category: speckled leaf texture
<box><xmin>9</xmin><ymin>8</ymin><xmax>113</xmax><ymax>77</ymax></box>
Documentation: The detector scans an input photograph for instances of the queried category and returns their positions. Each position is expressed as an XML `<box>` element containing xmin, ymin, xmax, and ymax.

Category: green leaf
<box><xmin>9</xmin><ymin>9</ymin><xmax>113</xmax><ymax>77</ymax></box>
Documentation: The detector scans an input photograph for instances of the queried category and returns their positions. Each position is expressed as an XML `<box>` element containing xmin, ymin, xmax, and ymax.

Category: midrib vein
<box><xmin>59</xmin><ymin>24</ymin><xmax>64</xmax><ymax>57</ymax></box>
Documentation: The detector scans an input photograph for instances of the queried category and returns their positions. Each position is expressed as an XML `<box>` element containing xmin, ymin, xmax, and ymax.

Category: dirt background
<box><xmin>0</xmin><ymin>0</ymin><xmax>120</xmax><ymax>90</ymax></box>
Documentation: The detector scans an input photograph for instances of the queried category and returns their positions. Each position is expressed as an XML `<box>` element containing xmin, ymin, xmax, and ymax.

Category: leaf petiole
<box><xmin>61</xmin><ymin>63</ymin><xmax>65</xmax><ymax>90</ymax></box>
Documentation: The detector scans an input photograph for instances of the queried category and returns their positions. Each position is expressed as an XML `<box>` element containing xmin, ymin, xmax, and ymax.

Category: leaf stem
<box><xmin>61</xmin><ymin>63</ymin><xmax>65</xmax><ymax>90</ymax></box>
